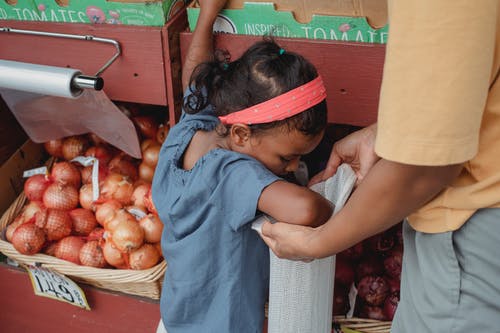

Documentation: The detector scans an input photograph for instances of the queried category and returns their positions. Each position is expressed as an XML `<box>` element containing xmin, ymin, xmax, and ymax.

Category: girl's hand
<box><xmin>309</xmin><ymin>123</ymin><xmax>379</xmax><ymax>186</ymax></box>
<box><xmin>260</xmin><ymin>221</ymin><xmax>317</xmax><ymax>261</ymax></box>
<box><xmin>182</xmin><ymin>0</ymin><xmax>228</xmax><ymax>90</ymax></box>
<box><xmin>198</xmin><ymin>0</ymin><xmax>227</xmax><ymax>19</ymax></box>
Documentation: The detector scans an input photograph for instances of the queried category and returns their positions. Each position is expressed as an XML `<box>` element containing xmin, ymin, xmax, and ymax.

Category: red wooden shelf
<box><xmin>0</xmin><ymin>263</ymin><xmax>161</xmax><ymax>333</ymax></box>
<box><xmin>0</xmin><ymin>9</ymin><xmax>188</xmax><ymax>126</ymax></box>
<box><xmin>180</xmin><ymin>32</ymin><xmax>386</xmax><ymax>126</ymax></box>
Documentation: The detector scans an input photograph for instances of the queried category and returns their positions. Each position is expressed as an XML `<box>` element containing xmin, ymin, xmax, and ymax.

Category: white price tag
<box><xmin>127</xmin><ymin>207</ymin><xmax>147</xmax><ymax>220</ymax></box>
<box><xmin>23</xmin><ymin>166</ymin><xmax>48</xmax><ymax>178</ymax></box>
<box><xmin>71</xmin><ymin>156</ymin><xmax>100</xmax><ymax>201</ymax></box>
<box><xmin>24</xmin><ymin>265</ymin><xmax>90</xmax><ymax>310</ymax></box>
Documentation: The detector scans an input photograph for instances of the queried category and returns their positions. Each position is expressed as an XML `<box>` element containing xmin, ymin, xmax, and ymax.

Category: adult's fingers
<box><xmin>308</xmin><ymin>152</ymin><xmax>342</xmax><ymax>186</ymax></box>
<box><xmin>260</xmin><ymin>221</ymin><xmax>278</xmax><ymax>252</ymax></box>
<box><xmin>321</xmin><ymin>150</ymin><xmax>343</xmax><ymax>181</ymax></box>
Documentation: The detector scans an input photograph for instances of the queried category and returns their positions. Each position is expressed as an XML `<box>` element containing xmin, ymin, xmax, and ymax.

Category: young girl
<box><xmin>152</xmin><ymin>1</ymin><xmax>333</xmax><ymax>332</ymax></box>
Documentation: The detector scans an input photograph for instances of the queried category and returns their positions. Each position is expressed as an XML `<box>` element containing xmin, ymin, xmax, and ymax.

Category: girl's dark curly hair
<box><xmin>183</xmin><ymin>37</ymin><xmax>327</xmax><ymax>136</ymax></box>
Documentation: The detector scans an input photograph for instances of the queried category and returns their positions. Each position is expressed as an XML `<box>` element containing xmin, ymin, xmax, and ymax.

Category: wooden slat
<box><xmin>0</xmin><ymin>20</ymin><xmax>167</xmax><ymax>105</ymax></box>
<box><xmin>180</xmin><ymin>32</ymin><xmax>386</xmax><ymax>126</ymax></box>
<box><xmin>161</xmin><ymin>9</ymin><xmax>188</xmax><ymax>126</ymax></box>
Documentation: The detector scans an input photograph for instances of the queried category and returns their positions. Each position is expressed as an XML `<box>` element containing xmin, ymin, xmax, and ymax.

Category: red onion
<box><xmin>356</xmin><ymin>255</ymin><xmax>384</xmax><ymax>282</ymax></box>
<box><xmin>385</xmin><ymin>275</ymin><xmax>401</xmax><ymax>293</ymax></box>
<box><xmin>358</xmin><ymin>304</ymin><xmax>387</xmax><ymax>321</ymax></box>
<box><xmin>332</xmin><ymin>284</ymin><xmax>350</xmax><ymax>316</ymax></box>
<box><xmin>383</xmin><ymin>291</ymin><xmax>400</xmax><ymax>320</ymax></box>
<box><xmin>364</xmin><ymin>231</ymin><xmax>395</xmax><ymax>253</ymax></box>
<box><xmin>393</xmin><ymin>223</ymin><xmax>403</xmax><ymax>245</ymax></box>
<box><xmin>383</xmin><ymin>247</ymin><xmax>403</xmax><ymax>280</ymax></box>
<box><xmin>335</xmin><ymin>257</ymin><xmax>355</xmax><ymax>287</ymax></box>
<box><xmin>357</xmin><ymin>275</ymin><xmax>390</xmax><ymax>306</ymax></box>
<box><xmin>24</xmin><ymin>174</ymin><xmax>51</xmax><ymax>202</ymax></box>
<box><xmin>338</xmin><ymin>242</ymin><xmax>364</xmax><ymax>262</ymax></box>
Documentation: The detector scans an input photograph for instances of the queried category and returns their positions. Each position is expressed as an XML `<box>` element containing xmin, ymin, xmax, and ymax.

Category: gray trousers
<box><xmin>392</xmin><ymin>208</ymin><xmax>500</xmax><ymax>332</ymax></box>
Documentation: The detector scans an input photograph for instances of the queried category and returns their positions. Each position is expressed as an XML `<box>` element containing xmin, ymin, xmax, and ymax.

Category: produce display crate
<box><xmin>0</xmin><ymin>191</ymin><xmax>167</xmax><ymax>300</ymax></box>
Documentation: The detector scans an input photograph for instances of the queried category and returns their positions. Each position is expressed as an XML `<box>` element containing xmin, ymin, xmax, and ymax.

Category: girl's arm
<box><xmin>257</xmin><ymin>180</ymin><xmax>334</xmax><ymax>227</ymax></box>
<box><xmin>181</xmin><ymin>0</ymin><xmax>227</xmax><ymax>91</ymax></box>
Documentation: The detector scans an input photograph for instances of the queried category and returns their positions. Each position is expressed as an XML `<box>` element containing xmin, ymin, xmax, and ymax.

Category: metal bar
<box><xmin>0</xmin><ymin>27</ymin><xmax>121</xmax><ymax>77</ymax></box>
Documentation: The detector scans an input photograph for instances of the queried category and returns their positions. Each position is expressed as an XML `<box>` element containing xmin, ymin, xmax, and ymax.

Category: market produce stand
<box><xmin>1</xmin><ymin>4</ymin><xmax>389</xmax><ymax>333</ymax></box>
<box><xmin>0</xmin><ymin>8</ymin><xmax>189</xmax><ymax>333</ymax></box>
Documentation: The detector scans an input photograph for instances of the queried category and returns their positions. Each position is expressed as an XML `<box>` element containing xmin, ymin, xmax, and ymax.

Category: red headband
<box><xmin>218</xmin><ymin>75</ymin><xmax>326</xmax><ymax>125</ymax></box>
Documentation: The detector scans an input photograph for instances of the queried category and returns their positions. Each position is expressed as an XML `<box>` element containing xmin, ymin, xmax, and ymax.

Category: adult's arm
<box><xmin>262</xmin><ymin>161</ymin><xmax>461</xmax><ymax>260</ymax></box>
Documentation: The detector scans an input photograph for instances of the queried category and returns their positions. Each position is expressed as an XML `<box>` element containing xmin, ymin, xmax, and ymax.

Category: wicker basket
<box><xmin>0</xmin><ymin>192</ymin><xmax>166</xmax><ymax>300</ymax></box>
<box><xmin>334</xmin><ymin>316</ymin><xmax>391</xmax><ymax>333</ymax></box>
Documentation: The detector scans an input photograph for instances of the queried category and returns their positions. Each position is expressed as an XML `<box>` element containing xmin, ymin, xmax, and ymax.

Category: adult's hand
<box><xmin>309</xmin><ymin>123</ymin><xmax>379</xmax><ymax>186</ymax></box>
<box><xmin>260</xmin><ymin>220</ymin><xmax>318</xmax><ymax>261</ymax></box>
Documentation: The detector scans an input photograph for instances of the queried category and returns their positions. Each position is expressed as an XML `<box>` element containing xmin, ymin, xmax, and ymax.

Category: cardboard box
<box><xmin>226</xmin><ymin>0</ymin><xmax>387</xmax><ymax>28</ymax></box>
<box><xmin>0</xmin><ymin>0</ymin><xmax>186</xmax><ymax>26</ymax></box>
<box><xmin>0</xmin><ymin>140</ymin><xmax>47</xmax><ymax>216</ymax></box>
<box><xmin>0</xmin><ymin>0</ymin><xmax>38</xmax><ymax>21</ymax></box>
<box><xmin>187</xmin><ymin>1</ymin><xmax>388</xmax><ymax>43</ymax></box>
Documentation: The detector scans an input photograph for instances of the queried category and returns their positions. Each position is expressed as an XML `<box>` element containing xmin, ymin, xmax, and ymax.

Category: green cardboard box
<box><xmin>1</xmin><ymin>0</ymin><xmax>186</xmax><ymax>26</ymax></box>
<box><xmin>187</xmin><ymin>1</ymin><xmax>389</xmax><ymax>44</ymax></box>
<box><xmin>0</xmin><ymin>0</ymin><xmax>38</xmax><ymax>21</ymax></box>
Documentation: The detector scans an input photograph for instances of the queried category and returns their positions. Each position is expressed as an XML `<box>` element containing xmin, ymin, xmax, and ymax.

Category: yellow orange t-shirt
<box><xmin>375</xmin><ymin>0</ymin><xmax>500</xmax><ymax>233</ymax></box>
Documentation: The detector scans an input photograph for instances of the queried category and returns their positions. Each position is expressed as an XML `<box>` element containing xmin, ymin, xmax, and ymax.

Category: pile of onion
<box><xmin>334</xmin><ymin>222</ymin><xmax>404</xmax><ymax>321</ymax></box>
<box><xmin>138</xmin><ymin>141</ymin><xmax>160</xmax><ymax>183</ymax></box>
<box><xmin>10</xmin><ymin>120</ymin><xmax>165</xmax><ymax>271</ymax></box>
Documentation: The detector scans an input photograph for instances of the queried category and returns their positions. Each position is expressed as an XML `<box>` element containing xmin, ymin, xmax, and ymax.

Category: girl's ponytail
<box><xmin>183</xmin><ymin>53</ymin><xmax>228</xmax><ymax>114</ymax></box>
